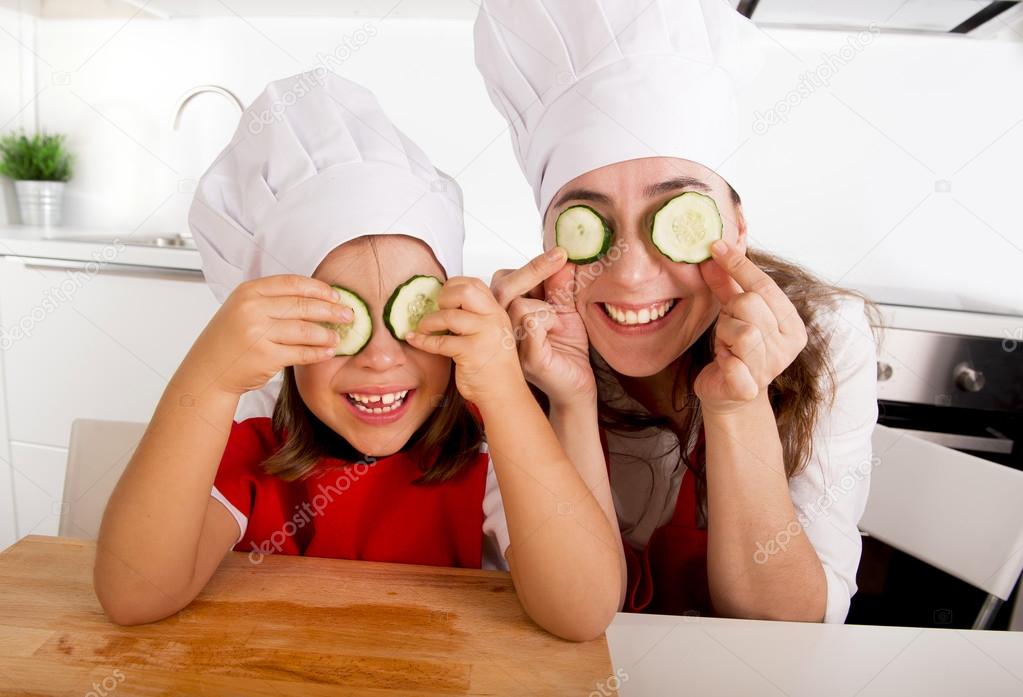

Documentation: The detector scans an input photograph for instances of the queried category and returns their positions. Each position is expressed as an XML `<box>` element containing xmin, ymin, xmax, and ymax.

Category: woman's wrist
<box><xmin>701</xmin><ymin>390</ymin><xmax>772</xmax><ymax>422</ymax></box>
<box><xmin>548</xmin><ymin>389</ymin><xmax>598</xmax><ymax>418</ymax></box>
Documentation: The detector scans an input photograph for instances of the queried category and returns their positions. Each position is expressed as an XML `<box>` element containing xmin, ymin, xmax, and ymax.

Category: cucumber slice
<box><xmin>651</xmin><ymin>191</ymin><xmax>723</xmax><ymax>263</ymax></box>
<box><xmin>384</xmin><ymin>274</ymin><xmax>443</xmax><ymax>341</ymax></box>
<box><xmin>555</xmin><ymin>205</ymin><xmax>612</xmax><ymax>264</ymax></box>
<box><xmin>326</xmin><ymin>286</ymin><xmax>373</xmax><ymax>356</ymax></box>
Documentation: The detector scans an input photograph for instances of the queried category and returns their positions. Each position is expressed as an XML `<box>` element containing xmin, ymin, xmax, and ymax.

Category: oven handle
<box><xmin>882</xmin><ymin>426</ymin><xmax>1013</xmax><ymax>455</ymax></box>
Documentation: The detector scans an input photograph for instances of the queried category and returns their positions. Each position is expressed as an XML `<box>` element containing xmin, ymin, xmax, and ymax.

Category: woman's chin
<box><xmin>586</xmin><ymin>326</ymin><xmax>679</xmax><ymax>378</ymax></box>
<box><xmin>591</xmin><ymin>342</ymin><xmax>674</xmax><ymax>378</ymax></box>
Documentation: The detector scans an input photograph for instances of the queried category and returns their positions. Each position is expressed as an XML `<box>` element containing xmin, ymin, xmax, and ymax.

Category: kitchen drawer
<box><xmin>10</xmin><ymin>441</ymin><xmax>68</xmax><ymax>539</ymax></box>
<box><xmin>0</xmin><ymin>256</ymin><xmax>218</xmax><ymax>447</ymax></box>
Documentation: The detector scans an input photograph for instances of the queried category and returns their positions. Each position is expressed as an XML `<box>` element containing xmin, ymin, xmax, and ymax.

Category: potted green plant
<box><xmin>0</xmin><ymin>131</ymin><xmax>74</xmax><ymax>227</ymax></box>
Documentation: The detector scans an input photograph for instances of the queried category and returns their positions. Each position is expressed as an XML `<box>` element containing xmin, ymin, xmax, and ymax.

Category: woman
<box><xmin>475</xmin><ymin>0</ymin><xmax>881</xmax><ymax>623</ymax></box>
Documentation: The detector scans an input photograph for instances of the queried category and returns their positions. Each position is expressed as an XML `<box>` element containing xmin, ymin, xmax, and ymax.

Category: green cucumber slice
<box><xmin>383</xmin><ymin>274</ymin><xmax>443</xmax><ymax>341</ymax></box>
<box><xmin>326</xmin><ymin>286</ymin><xmax>372</xmax><ymax>356</ymax></box>
<box><xmin>555</xmin><ymin>205</ymin><xmax>612</xmax><ymax>264</ymax></box>
<box><xmin>650</xmin><ymin>191</ymin><xmax>723</xmax><ymax>263</ymax></box>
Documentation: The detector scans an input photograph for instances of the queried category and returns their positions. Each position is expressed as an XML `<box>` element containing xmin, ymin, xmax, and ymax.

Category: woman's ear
<box><xmin>732</xmin><ymin>201</ymin><xmax>748</xmax><ymax>256</ymax></box>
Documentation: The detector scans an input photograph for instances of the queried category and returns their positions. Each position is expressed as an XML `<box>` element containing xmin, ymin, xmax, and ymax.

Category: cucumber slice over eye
<box><xmin>651</xmin><ymin>191</ymin><xmax>723</xmax><ymax>263</ymax></box>
<box><xmin>384</xmin><ymin>274</ymin><xmax>443</xmax><ymax>341</ymax></box>
<box><xmin>555</xmin><ymin>205</ymin><xmax>612</xmax><ymax>264</ymax></box>
<box><xmin>326</xmin><ymin>286</ymin><xmax>373</xmax><ymax>356</ymax></box>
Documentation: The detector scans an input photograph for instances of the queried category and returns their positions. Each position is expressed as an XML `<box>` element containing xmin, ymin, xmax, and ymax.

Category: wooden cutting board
<box><xmin>0</xmin><ymin>536</ymin><xmax>616</xmax><ymax>696</ymax></box>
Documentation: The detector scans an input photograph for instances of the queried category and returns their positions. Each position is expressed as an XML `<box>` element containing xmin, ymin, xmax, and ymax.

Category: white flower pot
<box><xmin>14</xmin><ymin>180</ymin><xmax>66</xmax><ymax>227</ymax></box>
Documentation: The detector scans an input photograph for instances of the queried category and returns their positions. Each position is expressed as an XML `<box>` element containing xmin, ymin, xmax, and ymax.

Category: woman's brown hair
<box><xmin>595</xmin><ymin>187</ymin><xmax>884</xmax><ymax>515</ymax></box>
<box><xmin>261</xmin><ymin>358</ymin><xmax>484</xmax><ymax>484</ymax></box>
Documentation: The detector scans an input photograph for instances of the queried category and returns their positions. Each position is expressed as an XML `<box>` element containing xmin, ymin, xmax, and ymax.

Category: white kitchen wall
<box><xmin>0</xmin><ymin>1</ymin><xmax>38</xmax><ymax>222</ymax></box>
<box><xmin>3</xmin><ymin>8</ymin><xmax>1022</xmax><ymax>311</ymax></box>
<box><xmin>28</xmin><ymin>14</ymin><xmax>540</xmax><ymax>279</ymax></box>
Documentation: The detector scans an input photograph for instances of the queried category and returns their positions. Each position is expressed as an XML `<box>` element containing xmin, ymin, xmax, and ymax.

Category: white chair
<box><xmin>59</xmin><ymin>419</ymin><xmax>147</xmax><ymax>539</ymax></box>
<box><xmin>861</xmin><ymin>424</ymin><xmax>1023</xmax><ymax>630</ymax></box>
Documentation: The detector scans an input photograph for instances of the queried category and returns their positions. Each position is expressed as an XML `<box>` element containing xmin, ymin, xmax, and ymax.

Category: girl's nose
<box><xmin>353</xmin><ymin>321</ymin><xmax>406</xmax><ymax>371</ymax></box>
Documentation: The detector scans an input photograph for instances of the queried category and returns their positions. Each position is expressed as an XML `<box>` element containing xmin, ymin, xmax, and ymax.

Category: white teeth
<box><xmin>603</xmin><ymin>301</ymin><xmax>675</xmax><ymax>326</ymax></box>
<box><xmin>346</xmin><ymin>389</ymin><xmax>411</xmax><ymax>415</ymax></box>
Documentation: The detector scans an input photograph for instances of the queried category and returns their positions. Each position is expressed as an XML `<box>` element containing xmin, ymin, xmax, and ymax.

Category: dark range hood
<box><xmin>732</xmin><ymin>0</ymin><xmax>1021</xmax><ymax>34</ymax></box>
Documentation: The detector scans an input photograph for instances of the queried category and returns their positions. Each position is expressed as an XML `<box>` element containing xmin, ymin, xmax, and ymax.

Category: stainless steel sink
<box><xmin>122</xmin><ymin>235</ymin><xmax>196</xmax><ymax>249</ymax></box>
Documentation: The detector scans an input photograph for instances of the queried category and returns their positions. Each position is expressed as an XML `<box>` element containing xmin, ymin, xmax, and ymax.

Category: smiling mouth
<box><xmin>600</xmin><ymin>299</ymin><xmax>678</xmax><ymax>327</ymax></box>
<box><xmin>344</xmin><ymin>389</ymin><xmax>411</xmax><ymax>415</ymax></box>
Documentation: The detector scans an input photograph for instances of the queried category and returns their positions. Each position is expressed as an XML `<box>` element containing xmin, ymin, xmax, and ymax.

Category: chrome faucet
<box><xmin>172</xmin><ymin>84</ymin><xmax>245</xmax><ymax>130</ymax></box>
<box><xmin>171</xmin><ymin>85</ymin><xmax>245</xmax><ymax>241</ymax></box>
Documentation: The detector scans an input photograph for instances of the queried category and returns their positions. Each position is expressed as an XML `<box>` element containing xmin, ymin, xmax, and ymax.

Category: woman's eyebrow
<box><xmin>550</xmin><ymin>188</ymin><xmax>613</xmax><ymax>210</ymax></box>
<box><xmin>643</xmin><ymin>176</ymin><xmax>711</xmax><ymax>198</ymax></box>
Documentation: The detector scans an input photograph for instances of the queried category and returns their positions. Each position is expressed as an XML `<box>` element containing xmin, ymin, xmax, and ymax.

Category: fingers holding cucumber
<box><xmin>188</xmin><ymin>274</ymin><xmax>356</xmax><ymax>397</ymax></box>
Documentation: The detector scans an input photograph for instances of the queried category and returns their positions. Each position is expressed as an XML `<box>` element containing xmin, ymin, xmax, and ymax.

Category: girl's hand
<box><xmin>405</xmin><ymin>277</ymin><xmax>525</xmax><ymax>408</ymax></box>
<box><xmin>694</xmin><ymin>240</ymin><xmax>809</xmax><ymax>416</ymax></box>
<box><xmin>491</xmin><ymin>247</ymin><xmax>597</xmax><ymax>408</ymax></box>
<box><xmin>187</xmin><ymin>275</ymin><xmax>352</xmax><ymax>396</ymax></box>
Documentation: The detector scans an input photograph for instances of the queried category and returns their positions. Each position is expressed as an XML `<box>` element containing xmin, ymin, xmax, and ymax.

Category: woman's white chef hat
<box><xmin>189</xmin><ymin>71</ymin><xmax>464</xmax><ymax>303</ymax></box>
<box><xmin>474</xmin><ymin>0</ymin><xmax>762</xmax><ymax>216</ymax></box>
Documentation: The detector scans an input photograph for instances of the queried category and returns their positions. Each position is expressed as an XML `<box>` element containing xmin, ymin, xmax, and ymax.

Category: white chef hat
<box><xmin>189</xmin><ymin>70</ymin><xmax>464</xmax><ymax>303</ymax></box>
<box><xmin>474</xmin><ymin>0</ymin><xmax>761</xmax><ymax>216</ymax></box>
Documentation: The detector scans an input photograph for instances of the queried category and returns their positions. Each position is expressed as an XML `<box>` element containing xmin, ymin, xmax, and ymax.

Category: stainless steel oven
<box><xmin>849</xmin><ymin>303</ymin><xmax>1023</xmax><ymax>631</ymax></box>
<box><xmin>875</xmin><ymin>327</ymin><xmax>1021</xmax><ymax>469</ymax></box>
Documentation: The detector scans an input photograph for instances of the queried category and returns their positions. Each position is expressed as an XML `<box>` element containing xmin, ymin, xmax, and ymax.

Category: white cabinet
<box><xmin>0</xmin><ymin>256</ymin><xmax>218</xmax><ymax>447</ymax></box>
<box><xmin>0</xmin><ymin>254</ymin><xmax>219</xmax><ymax>546</ymax></box>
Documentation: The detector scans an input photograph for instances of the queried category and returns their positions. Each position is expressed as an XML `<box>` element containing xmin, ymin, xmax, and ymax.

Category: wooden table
<box><xmin>0</xmin><ymin>536</ymin><xmax>615</xmax><ymax>696</ymax></box>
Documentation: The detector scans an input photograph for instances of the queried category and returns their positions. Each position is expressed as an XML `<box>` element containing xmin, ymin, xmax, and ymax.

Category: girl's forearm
<box><xmin>479</xmin><ymin>384</ymin><xmax>621</xmax><ymax>641</ymax></box>
<box><xmin>95</xmin><ymin>359</ymin><xmax>240</xmax><ymax>616</ymax></box>
<box><xmin>548</xmin><ymin>399</ymin><xmax>627</xmax><ymax>609</ymax></box>
<box><xmin>703</xmin><ymin>393</ymin><xmax>826</xmax><ymax>622</ymax></box>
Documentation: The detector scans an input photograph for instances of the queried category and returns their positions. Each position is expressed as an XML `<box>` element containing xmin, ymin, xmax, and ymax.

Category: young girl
<box><xmin>94</xmin><ymin>72</ymin><xmax>623</xmax><ymax>641</ymax></box>
<box><xmin>477</xmin><ymin>0</ymin><xmax>881</xmax><ymax>623</ymax></box>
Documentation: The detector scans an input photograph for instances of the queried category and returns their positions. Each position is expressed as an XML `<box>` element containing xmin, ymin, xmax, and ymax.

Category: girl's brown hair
<box><xmin>596</xmin><ymin>188</ymin><xmax>883</xmax><ymax>515</ymax></box>
<box><xmin>261</xmin><ymin>355</ymin><xmax>484</xmax><ymax>484</ymax></box>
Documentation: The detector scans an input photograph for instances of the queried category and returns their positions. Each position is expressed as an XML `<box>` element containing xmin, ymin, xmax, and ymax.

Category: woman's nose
<box><xmin>353</xmin><ymin>321</ymin><xmax>406</xmax><ymax>371</ymax></box>
<box><xmin>606</xmin><ymin>226</ymin><xmax>663</xmax><ymax>288</ymax></box>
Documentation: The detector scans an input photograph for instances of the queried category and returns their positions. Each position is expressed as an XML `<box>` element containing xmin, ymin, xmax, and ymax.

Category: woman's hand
<box><xmin>695</xmin><ymin>240</ymin><xmax>809</xmax><ymax>416</ymax></box>
<box><xmin>186</xmin><ymin>275</ymin><xmax>352</xmax><ymax>396</ymax></box>
<box><xmin>405</xmin><ymin>277</ymin><xmax>526</xmax><ymax>408</ymax></box>
<box><xmin>491</xmin><ymin>247</ymin><xmax>596</xmax><ymax>408</ymax></box>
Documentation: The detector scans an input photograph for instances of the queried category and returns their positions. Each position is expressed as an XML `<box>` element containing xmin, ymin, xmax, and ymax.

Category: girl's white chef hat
<box><xmin>474</xmin><ymin>0</ymin><xmax>761</xmax><ymax>216</ymax></box>
<box><xmin>189</xmin><ymin>71</ymin><xmax>464</xmax><ymax>302</ymax></box>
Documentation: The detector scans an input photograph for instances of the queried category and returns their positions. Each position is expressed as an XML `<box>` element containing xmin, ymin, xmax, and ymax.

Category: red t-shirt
<box><xmin>211</xmin><ymin>417</ymin><xmax>493</xmax><ymax>569</ymax></box>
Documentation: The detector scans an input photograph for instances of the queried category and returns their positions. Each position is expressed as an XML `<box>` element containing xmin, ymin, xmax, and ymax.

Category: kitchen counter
<box><xmin>0</xmin><ymin>536</ymin><xmax>614</xmax><ymax>695</ymax></box>
<box><xmin>607</xmin><ymin>612</ymin><xmax>1023</xmax><ymax>697</ymax></box>
<box><xmin>0</xmin><ymin>225</ymin><xmax>202</xmax><ymax>272</ymax></box>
